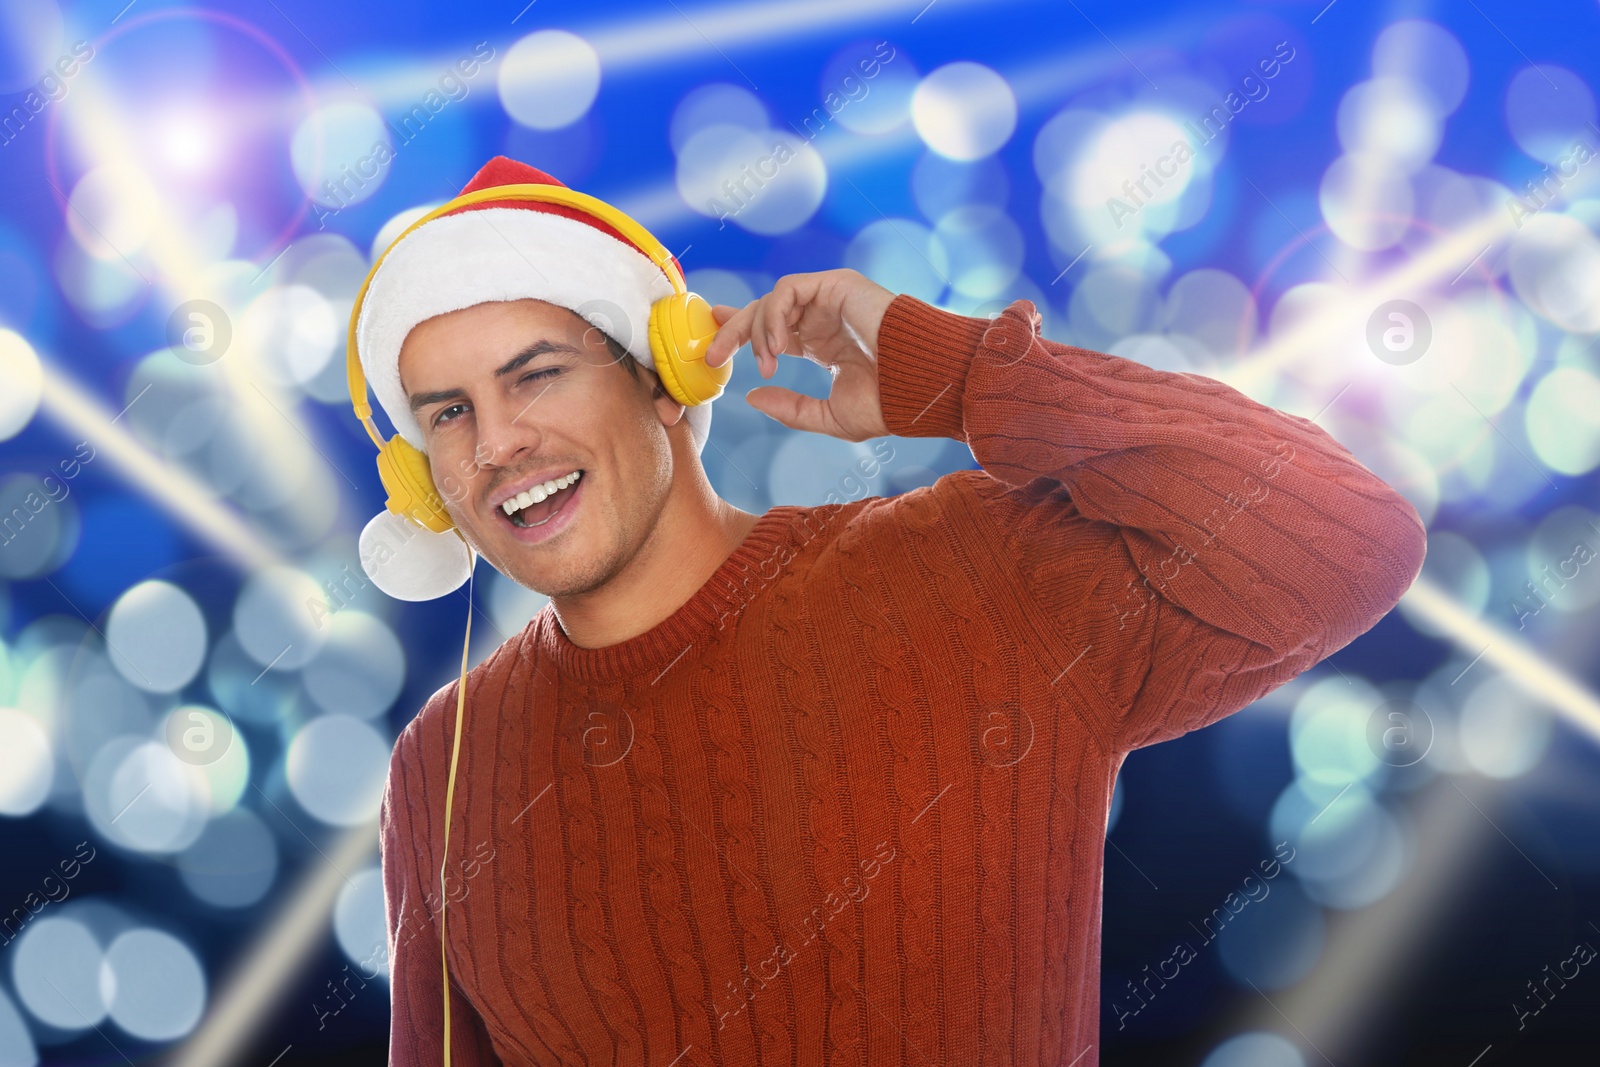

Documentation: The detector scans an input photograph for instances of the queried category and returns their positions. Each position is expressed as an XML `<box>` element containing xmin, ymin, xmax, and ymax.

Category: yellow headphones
<box><xmin>345</xmin><ymin>182</ymin><xmax>732</xmax><ymax>1066</ymax></box>
<box><xmin>345</xmin><ymin>182</ymin><xmax>733</xmax><ymax>534</ymax></box>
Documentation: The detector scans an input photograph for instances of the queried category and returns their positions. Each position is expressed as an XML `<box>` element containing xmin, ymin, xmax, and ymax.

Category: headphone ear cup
<box><xmin>375</xmin><ymin>435</ymin><xmax>455</xmax><ymax>533</ymax></box>
<box><xmin>648</xmin><ymin>291</ymin><xmax>732</xmax><ymax>407</ymax></box>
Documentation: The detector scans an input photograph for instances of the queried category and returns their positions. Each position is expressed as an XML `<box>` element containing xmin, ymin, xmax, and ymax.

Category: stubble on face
<box><xmin>398</xmin><ymin>299</ymin><xmax>681</xmax><ymax>603</ymax></box>
<box><xmin>510</xmin><ymin>393</ymin><xmax>674</xmax><ymax>601</ymax></box>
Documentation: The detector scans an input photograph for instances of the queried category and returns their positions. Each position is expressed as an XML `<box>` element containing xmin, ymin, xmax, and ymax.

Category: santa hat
<box><xmin>353</xmin><ymin>156</ymin><xmax>715</xmax><ymax>602</ymax></box>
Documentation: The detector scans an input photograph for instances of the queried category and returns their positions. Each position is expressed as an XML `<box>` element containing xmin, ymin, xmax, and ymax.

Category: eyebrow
<box><xmin>407</xmin><ymin>339</ymin><xmax>584</xmax><ymax>415</ymax></box>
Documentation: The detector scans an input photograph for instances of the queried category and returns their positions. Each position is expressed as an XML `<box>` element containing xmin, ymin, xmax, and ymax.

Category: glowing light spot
<box><xmin>66</xmin><ymin>164</ymin><xmax>159</xmax><ymax>261</ymax></box>
<box><xmin>0</xmin><ymin>330</ymin><xmax>42</xmax><ymax>442</ymax></box>
<box><xmin>105</xmin><ymin>580</ymin><xmax>207</xmax><ymax>694</ymax></box>
<box><xmin>912</xmin><ymin>61</ymin><xmax>1016</xmax><ymax>161</ymax></box>
<box><xmin>1201</xmin><ymin>1032</ymin><xmax>1306</xmax><ymax>1067</ymax></box>
<box><xmin>1526</xmin><ymin>367</ymin><xmax>1600</xmax><ymax>475</ymax></box>
<box><xmin>1371</xmin><ymin>19</ymin><xmax>1469</xmax><ymax>117</ymax></box>
<box><xmin>152</xmin><ymin>107</ymin><xmax>220</xmax><ymax>176</ymax></box>
<box><xmin>1507</xmin><ymin>215</ymin><xmax>1600</xmax><ymax>333</ymax></box>
<box><xmin>676</xmin><ymin>124</ymin><xmax>826</xmax><ymax>236</ymax></box>
<box><xmin>12</xmin><ymin>918</ymin><xmax>105</xmax><ymax>1030</ymax></box>
<box><xmin>1460</xmin><ymin>674</ymin><xmax>1555</xmax><ymax>778</ymax></box>
<box><xmin>499</xmin><ymin>30</ymin><xmax>601</xmax><ymax>130</ymax></box>
<box><xmin>290</xmin><ymin>102</ymin><xmax>392</xmax><ymax>210</ymax></box>
<box><xmin>1505</xmin><ymin>64</ymin><xmax>1597</xmax><ymax>165</ymax></box>
<box><xmin>233</xmin><ymin>564</ymin><xmax>327</xmax><ymax>671</ymax></box>
<box><xmin>287</xmin><ymin>714</ymin><xmax>388</xmax><ymax>826</ymax></box>
<box><xmin>1337</xmin><ymin>78</ymin><xmax>1442</xmax><ymax>172</ymax></box>
<box><xmin>334</xmin><ymin>867</ymin><xmax>390</xmax><ymax>979</ymax></box>
<box><xmin>844</xmin><ymin>217</ymin><xmax>948</xmax><ymax>304</ymax></box>
<box><xmin>1319</xmin><ymin>152</ymin><xmax>1413</xmax><ymax>251</ymax></box>
<box><xmin>0</xmin><ymin>707</ymin><xmax>51</xmax><ymax>816</ymax></box>
<box><xmin>101</xmin><ymin>928</ymin><xmax>206</xmax><ymax>1040</ymax></box>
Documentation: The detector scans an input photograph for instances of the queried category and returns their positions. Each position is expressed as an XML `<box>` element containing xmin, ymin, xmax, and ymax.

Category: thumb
<box><xmin>746</xmin><ymin>386</ymin><xmax>832</xmax><ymax>435</ymax></box>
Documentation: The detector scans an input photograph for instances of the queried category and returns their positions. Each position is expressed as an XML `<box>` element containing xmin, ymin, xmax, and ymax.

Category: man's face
<box><xmin>398</xmin><ymin>298</ymin><xmax>682</xmax><ymax>597</ymax></box>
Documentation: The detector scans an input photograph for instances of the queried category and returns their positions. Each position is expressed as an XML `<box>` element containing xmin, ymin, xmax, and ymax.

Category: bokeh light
<box><xmin>290</xmin><ymin>101</ymin><xmax>392</xmax><ymax>209</ymax></box>
<box><xmin>101</xmin><ymin>928</ymin><xmax>206</xmax><ymax>1040</ymax></box>
<box><xmin>11</xmin><ymin>917</ymin><xmax>104</xmax><ymax>1030</ymax></box>
<box><xmin>176</xmin><ymin>806</ymin><xmax>278</xmax><ymax>907</ymax></box>
<box><xmin>498</xmin><ymin>30</ymin><xmax>601</xmax><ymax>130</ymax></box>
<box><xmin>286</xmin><ymin>714</ymin><xmax>388</xmax><ymax>826</ymax></box>
<box><xmin>0</xmin><ymin>330</ymin><xmax>43</xmax><ymax>441</ymax></box>
<box><xmin>1505</xmin><ymin>64</ymin><xmax>1598</xmax><ymax>164</ymax></box>
<box><xmin>1201</xmin><ymin>1032</ymin><xmax>1306</xmax><ymax>1067</ymax></box>
<box><xmin>333</xmin><ymin>866</ymin><xmax>389</xmax><ymax>979</ymax></box>
<box><xmin>911</xmin><ymin>61</ymin><xmax>1016</xmax><ymax>161</ymax></box>
<box><xmin>0</xmin><ymin>707</ymin><xmax>52</xmax><ymax>816</ymax></box>
<box><xmin>104</xmin><ymin>580</ymin><xmax>208</xmax><ymax>694</ymax></box>
<box><xmin>1</xmin><ymin>4</ymin><xmax>1597</xmax><ymax>1063</ymax></box>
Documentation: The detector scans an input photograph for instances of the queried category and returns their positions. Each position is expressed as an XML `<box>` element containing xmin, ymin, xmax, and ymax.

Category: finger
<box><xmin>705</xmin><ymin>298</ymin><xmax>759</xmax><ymax>367</ymax></box>
<box><xmin>746</xmin><ymin>296</ymin><xmax>772</xmax><ymax>374</ymax></box>
<box><xmin>705</xmin><ymin>304</ymin><xmax>742</xmax><ymax>368</ymax></box>
<box><xmin>745</xmin><ymin>385</ymin><xmax>833</xmax><ymax>436</ymax></box>
<box><xmin>759</xmin><ymin>279</ymin><xmax>804</xmax><ymax>362</ymax></box>
<box><xmin>752</xmin><ymin>294</ymin><xmax>788</xmax><ymax>376</ymax></box>
<box><xmin>752</xmin><ymin>294</ymin><xmax>784</xmax><ymax>374</ymax></box>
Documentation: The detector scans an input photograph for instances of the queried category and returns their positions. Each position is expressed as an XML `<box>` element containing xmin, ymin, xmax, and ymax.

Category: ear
<box><xmin>641</xmin><ymin>364</ymin><xmax>685</xmax><ymax>428</ymax></box>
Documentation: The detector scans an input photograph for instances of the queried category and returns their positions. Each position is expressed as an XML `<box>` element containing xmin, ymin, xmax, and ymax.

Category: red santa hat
<box><xmin>353</xmin><ymin>156</ymin><xmax>714</xmax><ymax>601</ymax></box>
<box><xmin>356</xmin><ymin>155</ymin><xmax>712</xmax><ymax>455</ymax></box>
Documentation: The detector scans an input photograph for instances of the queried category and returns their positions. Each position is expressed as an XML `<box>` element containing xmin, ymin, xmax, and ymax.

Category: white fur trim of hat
<box><xmin>356</xmin><ymin>206</ymin><xmax>712</xmax><ymax>455</ymax></box>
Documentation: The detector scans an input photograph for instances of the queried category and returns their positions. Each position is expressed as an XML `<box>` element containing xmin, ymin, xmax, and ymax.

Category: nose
<box><xmin>472</xmin><ymin>393</ymin><xmax>544</xmax><ymax>475</ymax></box>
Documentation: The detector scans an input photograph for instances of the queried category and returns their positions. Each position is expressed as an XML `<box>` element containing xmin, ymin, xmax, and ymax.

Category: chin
<box><xmin>506</xmin><ymin>550</ymin><xmax>615</xmax><ymax>600</ymax></box>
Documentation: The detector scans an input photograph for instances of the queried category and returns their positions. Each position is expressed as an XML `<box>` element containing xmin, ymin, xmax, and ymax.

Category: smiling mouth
<box><xmin>500</xmin><ymin>470</ymin><xmax>583</xmax><ymax>528</ymax></box>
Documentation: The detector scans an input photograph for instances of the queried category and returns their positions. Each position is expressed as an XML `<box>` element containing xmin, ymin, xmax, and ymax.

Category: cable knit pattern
<box><xmin>379</xmin><ymin>293</ymin><xmax>1427</xmax><ymax>1066</ymax></box>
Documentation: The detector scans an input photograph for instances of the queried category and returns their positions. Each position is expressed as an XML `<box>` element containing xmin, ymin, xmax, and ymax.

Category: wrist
<box><xmin>874</xmin><ymin>294</ymin><xmax>989</xmax><ymax>440</ymax></box>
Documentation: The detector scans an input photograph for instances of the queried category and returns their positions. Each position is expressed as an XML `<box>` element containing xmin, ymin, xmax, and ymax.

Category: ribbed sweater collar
<box><xmin>524</xmin><ymin>504</ymin><xmax>807</xmax><ymax>684</ymax></box>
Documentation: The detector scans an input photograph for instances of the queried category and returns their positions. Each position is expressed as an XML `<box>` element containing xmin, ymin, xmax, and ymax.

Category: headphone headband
<box><xmin>344</xmin><ymin>183</ymin><xmax>687</xmax><ymax>449</ymax></box>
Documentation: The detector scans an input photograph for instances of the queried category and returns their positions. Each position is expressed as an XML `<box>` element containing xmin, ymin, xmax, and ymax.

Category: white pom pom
<box><xmin>358</xmin><ymin>510</ymin><xmax>472</xmax><ymax>602</ymax></box>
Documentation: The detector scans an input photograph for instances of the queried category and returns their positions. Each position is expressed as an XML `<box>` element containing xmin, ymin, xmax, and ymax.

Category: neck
<box><xmin>548</xmin><ymin>469</ymin><xmax>761</xmax><ymax>650</ymax></box>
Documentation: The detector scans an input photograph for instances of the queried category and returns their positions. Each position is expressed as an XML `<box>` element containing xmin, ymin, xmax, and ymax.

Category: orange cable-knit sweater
<box><xmin>379</xmin><ymin>292</ymin><xmax>1427</xmax><ymax>1066</ymax></box>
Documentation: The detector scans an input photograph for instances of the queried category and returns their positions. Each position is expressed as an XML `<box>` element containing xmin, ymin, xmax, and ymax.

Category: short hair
<box><xmin>577</xmin><ymin>313</ymin><xmax>656</xmax><ymax>396</ymax></box>
<box><xmin>602</xmin><ymin>331</ymin><xmax>642</xmax><ymax>382</ymax></box>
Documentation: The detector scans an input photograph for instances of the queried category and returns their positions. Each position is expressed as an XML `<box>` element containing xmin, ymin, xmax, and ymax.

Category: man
<box><xmin>372</xmin><ymin>156</ymin><xmax>1426</xmax><ymax>1066</ymax></box>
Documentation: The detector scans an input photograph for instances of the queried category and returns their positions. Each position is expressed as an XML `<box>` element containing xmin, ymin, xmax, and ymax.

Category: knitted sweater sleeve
<box><xmin>380</xmin><ymin>690</ymin><xmax>501</xmax><ymax>1066</ymax></box>
<box><xmin>872</xmin><ymin>292</ymin><xmax>1428</xmax><ymax>752</ymax></box>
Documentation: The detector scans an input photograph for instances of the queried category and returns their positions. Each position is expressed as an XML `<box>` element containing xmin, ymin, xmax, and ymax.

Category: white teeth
<box><xmin>500</xmin><ymin>470</ymin><xmax>582</xmax><ymax>515</ymax></box>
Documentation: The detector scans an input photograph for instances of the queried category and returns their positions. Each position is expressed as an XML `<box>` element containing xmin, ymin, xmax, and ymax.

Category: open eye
<box><xmin>433</xmin><ymin>368</ymin><xmax>562</xmax><ymax>427</ymax></box>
